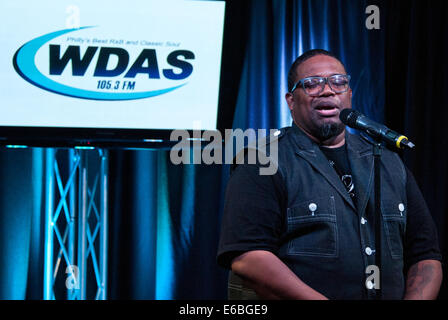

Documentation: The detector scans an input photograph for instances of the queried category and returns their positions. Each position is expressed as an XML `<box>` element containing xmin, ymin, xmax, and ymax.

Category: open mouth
<box><xmin>315</xmin><ymin>104</ymin><xmax>339</xmax><ymax>117</ymax></box>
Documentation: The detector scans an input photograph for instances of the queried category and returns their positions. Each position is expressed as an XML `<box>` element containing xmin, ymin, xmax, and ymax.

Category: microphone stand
<box><xmin>372</xmin><ymin>141</ymin><xmax>383</xmax><ymax>300</ymax></box>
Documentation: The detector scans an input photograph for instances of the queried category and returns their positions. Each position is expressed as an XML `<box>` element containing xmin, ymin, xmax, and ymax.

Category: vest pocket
<box><xmin>382</xmin><ymin>200</ymin><xmax>406</xmax><ymax>259</ymax></box>
<box><xmin>286</xmin><ymin>196</ymin><xmax>338</xmax><ymax>257</ymax></box>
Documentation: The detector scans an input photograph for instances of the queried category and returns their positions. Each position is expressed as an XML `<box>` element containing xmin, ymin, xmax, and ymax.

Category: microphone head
<box><xmin>339</xmin><ymin>108</ymin><xmax>361</xmax><ymax>128</ymax></box>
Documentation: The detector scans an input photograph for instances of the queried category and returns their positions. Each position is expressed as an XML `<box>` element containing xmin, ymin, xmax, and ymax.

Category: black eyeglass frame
<box><xmin>290</xmin><ymin>74</ymin><xmax>351</xmax><ymax>96</ymax></box>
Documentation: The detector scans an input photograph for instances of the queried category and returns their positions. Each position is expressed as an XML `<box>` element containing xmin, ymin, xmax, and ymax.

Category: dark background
<box><xmin>384</xmin><ymin>0</ymin><xmax>448</xmax><ymax>298</ymax></box>
<box><xmin>0</xmin><ymin>0</ymin><xmax>446</xmax><ymax>299</ymax></box>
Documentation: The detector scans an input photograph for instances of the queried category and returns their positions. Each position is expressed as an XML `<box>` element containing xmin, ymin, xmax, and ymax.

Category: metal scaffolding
<box><xmin>43</xmin><ymin>148</ymin><xmax>108</xmax><ymax>300</ymax></box>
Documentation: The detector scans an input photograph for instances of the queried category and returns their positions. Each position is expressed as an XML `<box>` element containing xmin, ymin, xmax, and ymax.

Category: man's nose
<box><xmin>320</xmin><ymin>81</ymin><xmax>335</xmax><ymax>96</ymax></box>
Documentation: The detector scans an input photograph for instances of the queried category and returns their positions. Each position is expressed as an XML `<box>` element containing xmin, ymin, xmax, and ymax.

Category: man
<box><xmin>217</xmin><ymin>49</ymin><xmax>442</xmax><ymax>299</ymax></box>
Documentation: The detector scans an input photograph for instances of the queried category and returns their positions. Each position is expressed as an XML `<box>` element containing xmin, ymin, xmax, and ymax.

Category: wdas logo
<box><xmin>13</xmin><ymin>26</ymin><xmax>195</xmax><ymax>100</ymax></box>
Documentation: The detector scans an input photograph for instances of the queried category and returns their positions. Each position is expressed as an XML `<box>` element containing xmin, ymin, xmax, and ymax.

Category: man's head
<box><xmin>285</xmin><ymin>49</ymin><xmax>352</xmax><ymax>146</ymax></box>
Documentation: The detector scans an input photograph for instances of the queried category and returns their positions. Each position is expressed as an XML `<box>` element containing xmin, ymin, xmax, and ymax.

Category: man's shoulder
<box><xmin>345</xmin><ymin>131</ymin><xmax>373</xmax><ymax>149</ymax></box>
<box><xmin>229</xmin><ymin>127</ymin><xmax>291</xmax><ymax>175</ymax></box>
<box><xmin>233</xmin><ymin>127</ymin><xmax>290</xmax><ymax>155</ymax></box>
<box><xmin>256</xmin><ymin>127</ymin><xmax>290</xmax><ymax>148</ymax></box>
<box><xmin>346</xmin><ymin>131</ymin><xmax>404</xmax><ymax>157</ymax></box>
<box><xmin>346</xmin><ymin>131</ymin><xmax>407</xmax><ymax>177</ymax></box>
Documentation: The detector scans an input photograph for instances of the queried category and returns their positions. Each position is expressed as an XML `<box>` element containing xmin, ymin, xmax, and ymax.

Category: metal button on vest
<box><xmin>398</xmin><ymin>203</ymin><xmax>405</xmax><ymax>216</ymax></box>
<box><xmin>365</xmin><ymin>247</ymin><xmax>373</xmax><ymax>255</ymax></box>
<box><xmin>361</xmin><ymin>217</ymin><xmax>367</xmax><ymax>225</ymax></box>
<box><xmin>309</xmin><ymin>203</ymin><xmax>317</xmax><ymax>216</ymax></box>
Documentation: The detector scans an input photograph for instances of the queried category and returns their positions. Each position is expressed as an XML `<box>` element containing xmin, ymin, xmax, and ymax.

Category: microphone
<box><xmin>339</xmin><ymin>109</ymin><xmax>415</xmax><ymax>150</ymax></box>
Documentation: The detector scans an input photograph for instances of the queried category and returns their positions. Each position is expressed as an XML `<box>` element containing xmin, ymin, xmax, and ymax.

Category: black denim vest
<box><xmin>274</xmin><ymin>124</ymin><xmax>407</xmax><ymax>299</ymax></box>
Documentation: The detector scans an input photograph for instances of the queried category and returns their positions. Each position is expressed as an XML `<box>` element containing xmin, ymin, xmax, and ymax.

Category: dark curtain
<box><xmin>107</xmin><ymin>151</ymin><xmax>229</xmax><ymax>299</ymax></box>
<box><xmin>0</xmin><ymin>0</ymin><xmax>446</xmax><ymax>300</ymax></box>
<box><xmin>233</xmin><ymin>0</ymin><xmax>384</xmax><ymax>131</ymax></box>
<box><xmin>384</xmin><ymin>0</ymin><xmax>448</xmax><ymax>298</ymax></box>
<box><xmin>0</xmin><ymin>148</ymin><xmax>44</xmax><ymax>299</ymax></box>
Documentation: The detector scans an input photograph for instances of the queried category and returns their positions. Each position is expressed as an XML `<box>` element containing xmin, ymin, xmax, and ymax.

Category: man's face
<box><xmin>286</xmin><ymin>55</ymin><xmax>352</xmax><ymax>143</ymax></box>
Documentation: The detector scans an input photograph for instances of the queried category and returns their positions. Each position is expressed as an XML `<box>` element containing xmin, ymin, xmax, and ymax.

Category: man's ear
<box><xmin>285</xmin><ymin>92</ymin><xmax>294</xmax><ymax>111</ymax></box>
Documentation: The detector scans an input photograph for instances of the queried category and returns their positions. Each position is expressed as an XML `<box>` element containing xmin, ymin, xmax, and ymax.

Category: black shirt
<box><xmin>320</xmin><ymin>145</ymin><xmax>356</xmax><ymax>199</ymax></box>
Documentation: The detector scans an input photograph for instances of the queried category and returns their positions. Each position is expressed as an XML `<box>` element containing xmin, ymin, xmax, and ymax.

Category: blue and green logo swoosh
<box><xmin>13</xmin><ymin>27</ymin><xmax>187</xmax><ymax>101</ymax></box>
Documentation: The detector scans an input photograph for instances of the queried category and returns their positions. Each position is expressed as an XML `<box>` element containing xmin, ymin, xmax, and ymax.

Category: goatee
<box><xmin>315</xmin><ymin>122</ymin><xmax>344</xmax><ymax>141</ymax></box>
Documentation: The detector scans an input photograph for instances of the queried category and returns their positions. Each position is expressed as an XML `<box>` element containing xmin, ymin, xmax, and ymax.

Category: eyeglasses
<box><xmin>290</xmin><ymin>74</ymin><xmax>351</xmax><ymax>96</ymax></box>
